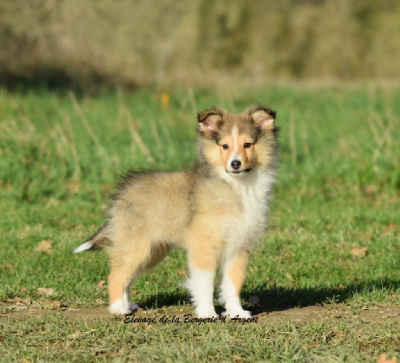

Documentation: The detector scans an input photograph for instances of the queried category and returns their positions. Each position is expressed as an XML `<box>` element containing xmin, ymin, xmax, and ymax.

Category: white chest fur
<box><xmin>220</xmin><ymin>168</ymin><xmax>275</xmax><ymax>251</ymax></box>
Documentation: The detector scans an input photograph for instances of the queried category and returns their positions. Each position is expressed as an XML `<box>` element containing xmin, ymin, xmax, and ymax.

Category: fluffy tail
<box><xmin>73</xmin><ymin>223</ymin><xmax>110</xmax><ymax>253</ymax></box>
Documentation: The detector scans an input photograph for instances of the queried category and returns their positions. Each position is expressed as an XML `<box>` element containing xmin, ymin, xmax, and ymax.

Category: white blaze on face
<box><xmin>227</xmin><ymin>125</ymin><xmax>241</xmax><ymax>171</ymax></box>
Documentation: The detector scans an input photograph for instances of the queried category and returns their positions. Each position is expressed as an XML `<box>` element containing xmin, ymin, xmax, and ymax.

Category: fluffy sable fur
<box><xmin>74</xmin><ymin>105</ymin><xmax>279</xmax><ymax>318</ymax></box>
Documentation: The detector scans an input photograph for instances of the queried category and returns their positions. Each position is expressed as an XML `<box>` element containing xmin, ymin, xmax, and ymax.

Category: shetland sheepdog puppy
<box><xmin>74</xmin><ymin>105</ymin><xmax>279</xmax><ymax>318</ymax></box>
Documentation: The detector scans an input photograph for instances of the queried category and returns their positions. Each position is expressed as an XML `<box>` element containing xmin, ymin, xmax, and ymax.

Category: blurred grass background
<box><xmin>1</xmin><ymin>0</ymin><xmax>400</xmax><ymax>91</ymax></box>
<box><xmin>1</xmin><ymin>3</ymin><xmax>400</xmax><ymax>360</ymax></box>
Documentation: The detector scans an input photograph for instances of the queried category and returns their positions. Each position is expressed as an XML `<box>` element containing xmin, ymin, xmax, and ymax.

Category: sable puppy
<box><xmin>74</xmin><ymin>106</ymin><xmax>279</xmax><ymax>318</ymax></box>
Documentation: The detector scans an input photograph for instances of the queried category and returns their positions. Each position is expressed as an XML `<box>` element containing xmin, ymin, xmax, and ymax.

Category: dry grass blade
<box><xmin>186</xmin><ymin>87</ymin><xmax>197</xmax><ymax>120</ymax></box>
<box><xmin>68</xmin><ymin>92</ymin><xmax>110</xmax><ymax>164</ymax></box>
<box><xmin>125</xmin><ymin>111</ymin><xmax>155</xmax><ymax>163</ymax></box>
<box><xmin>63</xmin><ymin>114</ymin><xmax>82</xmax><ymax>181</ymax></box>
<box><xmin>367</xmin><ymin>113</ymin><xmax>394</xmax><ymax>163</ymax></box>
<box><xmin>289</xmin><ymin>112</ymin><xmax>297</xmax><ymax>165</ymax></box>
<box><xmin>149</xmin><ymin>117</ymin><xmax>162</xmax><ymax>152</ymax></box>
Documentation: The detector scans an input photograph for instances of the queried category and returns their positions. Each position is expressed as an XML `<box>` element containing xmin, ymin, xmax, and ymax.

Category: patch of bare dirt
<box><xmin>1</xmin><ymin>300</ymin><xmax>400</xmax><ymax>323</ymax></box>
<box><xmin>256</xmin><ymin>304</ymin><xmax>400</xmax><ymax>322</ymax></box>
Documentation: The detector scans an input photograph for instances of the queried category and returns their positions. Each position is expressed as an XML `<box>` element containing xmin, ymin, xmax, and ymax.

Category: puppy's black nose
<box><xmin>231</xmin><ymin>160</ymin><xmax>241</xmax><ymax>170</ymax></box>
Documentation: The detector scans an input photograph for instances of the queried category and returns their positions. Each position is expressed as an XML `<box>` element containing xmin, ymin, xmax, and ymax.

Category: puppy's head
<box><xmin>197</xmin><ymin>106</ymin><xmax>278</xmax><ymax>177</ymax></box>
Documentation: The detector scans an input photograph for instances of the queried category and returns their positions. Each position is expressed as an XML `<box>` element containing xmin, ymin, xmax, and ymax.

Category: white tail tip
<box><xmin>73</xmin><ymin>241</ymin><xmax>93</xmax><ymax>253</ymax></box>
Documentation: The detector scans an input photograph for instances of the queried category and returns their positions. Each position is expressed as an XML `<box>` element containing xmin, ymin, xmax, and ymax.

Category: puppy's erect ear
<box><xmin>249</xmin><ymin>106</ymin><xmax>276</xmax><ymax>132</ymax></box>
<box><xmin>197</xmin><ymin>107</ymin><xmax>223</xmax><ymax>139</ymax></box>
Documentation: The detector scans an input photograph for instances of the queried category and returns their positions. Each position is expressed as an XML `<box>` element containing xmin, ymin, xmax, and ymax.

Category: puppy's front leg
<box><xmin>220</xmin><ymin>249</ymin><xmax>251</xmax><ymax>318</ymax></box>
<box><xmin>185</xmin><ymin>248</ymin><xmax>218</xmax><ymax>318</ymax></box>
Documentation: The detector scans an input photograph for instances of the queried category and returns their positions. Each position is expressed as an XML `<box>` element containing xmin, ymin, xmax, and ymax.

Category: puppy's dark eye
<box><xmin>222</xmin><ymin>144</ymin><xmax>229</xmax><ymax>150</ymax></box>
<box><xmin>244</xmin><ymin>142</ymin><xmax>251</xmax><ymax>148</ymax></box>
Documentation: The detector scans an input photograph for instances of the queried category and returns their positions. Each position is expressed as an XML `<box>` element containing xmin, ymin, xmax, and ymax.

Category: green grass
<box><xmin>1</xmin><ymin>86</ymin><xmax>399</xmax><ymax>361</ymax></box>
<box><xmin>1</xmin><ymin>314</ymin><xmax>399</xmax><ymax>362</ymax></box>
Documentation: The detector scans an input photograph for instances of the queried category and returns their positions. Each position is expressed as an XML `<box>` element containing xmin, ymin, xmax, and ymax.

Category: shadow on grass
<box><xmin>139</xmin><ymin>291</ymin><xmax>189</xmax><ymax>311</ymax></box>
<box><xmin>137</xmin><ymin>279</ymin><xmax>400</xmax><ymax>313</ymax></box>
<box><xmin>245</xmin><ymin>278</ymin><xmax>400</xmax><ymax>314</ymax></box>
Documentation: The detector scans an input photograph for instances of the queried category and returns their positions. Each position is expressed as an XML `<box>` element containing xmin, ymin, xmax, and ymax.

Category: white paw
<box><xmin>109</xmin><ymin>300</ymin><xmax>130</xmax><ymax>315</ymax></box>
<box><xmin>109</xmin><ymin>299</ymin><xmax>140</xmax><ymax>315</ymax></box>
<box><xmin>223</xmin><ymin>310</ymin><xmax>252</xmax><ymax>319</ymax></box>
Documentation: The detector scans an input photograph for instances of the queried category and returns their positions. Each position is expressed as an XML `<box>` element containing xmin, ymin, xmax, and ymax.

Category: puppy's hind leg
<box><xmin>108</xmin><ymin>240</ymin><xmax>149</xmax><ymax>315</ymax></box>
<box><xmin>108</xmin><ymin>254</ymin><xmax>141</xmax><ymax>315</ymax></box>
<box><xmin>108</xmin><ymin>242</ymin><xmax>170</xmax><ymax>315</ymax></box>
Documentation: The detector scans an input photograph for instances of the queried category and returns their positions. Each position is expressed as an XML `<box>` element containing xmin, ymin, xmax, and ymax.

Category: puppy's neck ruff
<box><xmin>217</xmin><ymin>166</ymin><xmax>275</xmax><ymax>250</ymax></box>
<box><xmin>217</xmin><ymin>165</ymin><xmax>274</xmax><ymax>199</ymax></box>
